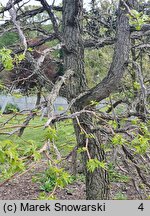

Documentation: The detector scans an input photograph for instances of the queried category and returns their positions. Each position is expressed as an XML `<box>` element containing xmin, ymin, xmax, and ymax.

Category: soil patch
<box><xmin>0</xmin><ymin>159</ymin><xmax>149</xmax><ymax>200</ymax></box>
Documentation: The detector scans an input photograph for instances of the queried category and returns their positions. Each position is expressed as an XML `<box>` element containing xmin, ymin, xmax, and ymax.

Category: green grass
<box><xmin>108</xmin><ymin>163</ymin><xmax>130</xmax><ymax>183</ymax></box>
<box><xmin>0</xmin><ymin>113</ymin><xmax>76</xmax><ymax>184</ymax></box>
<box><xmin>0</xmin><ymin>114</ymin><xmax>45</xmax><ymax>150</ymax></box>
<box><xmin>0</xmin><ymin>114</ymin><xmax>76</xmax><ymax>156</ymax></box>
<box><xmin>114</xmin><ymin>192</ymin><xmax>127</xmax><ymax>200</ymax></box>
<box><xmin>55</xmin><ymin>120</ymin><xmax>76</xmax><ymax>155</ymax></box>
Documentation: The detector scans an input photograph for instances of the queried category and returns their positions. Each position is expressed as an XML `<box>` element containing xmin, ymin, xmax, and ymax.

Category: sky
<box><xmin>0</xmin><ymin>0</ymin><xmax>90</xmax><ymax>24</ymax></box>
<box><xmin>0</xmin><ymin>0</ymin><xmax>92</xmax><ymax>21</ymax></box>
<box><xmin>1</xmin><ymin>0</ymin><xmax>91</xmax><ymax>7</ymax></box>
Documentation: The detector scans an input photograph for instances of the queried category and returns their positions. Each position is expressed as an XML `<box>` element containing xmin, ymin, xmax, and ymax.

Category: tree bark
<box><xmin>77</xmin><ymin>0</ymin><xmax>132</xmax><ymax>107</ymax></box>
<box><xmin>36</xmin><ymin>87</ymin><xmax>42</xmax><ymax>106</ymax></box>
<box><xmin>62</xmin><ymin>0</ymin><xmax>109</xmax><ymax>199</ymax></box>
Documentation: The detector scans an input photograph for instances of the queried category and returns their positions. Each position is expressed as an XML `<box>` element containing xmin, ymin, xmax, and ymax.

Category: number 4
<box><xmin>138</xmin><ymin>203</ymin><xmax>144</xmax><ymax>211</ymax></box>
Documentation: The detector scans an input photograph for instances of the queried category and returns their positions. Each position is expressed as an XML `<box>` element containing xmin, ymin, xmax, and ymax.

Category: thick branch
<box><xmin>84</xmin><ymin>37</ymin><xmax>115</xmax><ymax>49</ymax></box>
<box><xmin>77</xmin><ymin>1</ymin><xmax>131</xmax><ymax>107</ymax></box>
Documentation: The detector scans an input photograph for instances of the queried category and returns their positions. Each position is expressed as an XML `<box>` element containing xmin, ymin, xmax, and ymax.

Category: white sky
<box><xmin>0</xmin><ymin>0</ymin><xmax>91</xmax><ymax>7</ymax></box>
<box><xmin>0</xmin><ymin>0</ymin><xmax>92</xmax><ymax>21</ymax></box>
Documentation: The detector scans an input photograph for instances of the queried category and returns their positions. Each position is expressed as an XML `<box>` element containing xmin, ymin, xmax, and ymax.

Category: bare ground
<box><xmin>0</xmin><ymin>159</ymin><xmax>149</xmax><ymax>200</ymax></box>
<box><xmin>0</xmin><ymin>160</ymin><xmax>86</xmax><ymax>200</ymax></box>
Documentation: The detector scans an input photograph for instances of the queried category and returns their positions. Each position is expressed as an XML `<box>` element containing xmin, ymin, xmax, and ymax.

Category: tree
<box><xmin>62</xmin><ymin>0</ymin><xmax>109</xmax><ymax>199</ymax></box>
<box><xmin>0</xmin><ymin>0</ymin><xmax>150</xmax><ymax>199</ymax></box>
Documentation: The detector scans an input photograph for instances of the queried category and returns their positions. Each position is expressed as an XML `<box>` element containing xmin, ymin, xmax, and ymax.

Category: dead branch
<box><xmin>7</xmin><ymin>0</ymin><xmax>27</xmax><ymax>55</ymax></box>
<box><xmin>45</xmin><ymin>69</ymin><xmax>74</xmax><ymax>125</ymax></box>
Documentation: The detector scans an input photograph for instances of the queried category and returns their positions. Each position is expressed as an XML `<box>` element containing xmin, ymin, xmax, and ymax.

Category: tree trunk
<box><xmin>62</xmin><ymin>0</ymin><xmax>109</xmax><ymax>199</ymax></box>
<box><xmin>78</xmin><ymin>114</ymin><xmax>110</xmax><ymax>199</ymax></box>
<box><xmin>36</xmin><ymin>87</ymin><xmax>42</xmax><ymax>106</ymax></box>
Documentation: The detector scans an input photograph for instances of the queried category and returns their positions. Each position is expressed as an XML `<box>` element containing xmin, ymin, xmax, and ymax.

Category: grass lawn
<box><xmin>0</xmin><ymin>113</ymin><xmax>76</xmax><ymax>182</ymax></box>
<box><xmin>0</xmin><ymin>113</ymin><xmax>76</xmax><ymax>154</ymax></box>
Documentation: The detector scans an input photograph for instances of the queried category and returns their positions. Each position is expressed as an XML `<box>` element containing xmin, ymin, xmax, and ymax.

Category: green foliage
<box><xmin>111</xmin><ymin>134</ymin><xmax>127</xmax><ymax>146</ymax></box>
<box><xmin>0</xmin><ymin>48</ymin><xmax>14</xmax><ymax>70</ymax></box>
<box><xmin>0</xmin><ymin>115</ymin><xmax>76</xmax><ymax>190</ymax></box>
<box><xmin>27</xmin><ymin>47</ymin><xmax>33</xmax><ymax>52</ymax></box>
<box><xmin>131</xmin><ymin>134</ymin><xmax>149</xmax><ymax>154</ymax></box>
<box><xmin>14</xmin><ymin>53</ymin><xmax>25</xmax><ymax>65</ymax></box>
<box><xmin>108</xmin><ymin>163</ymin><xmax>130</xmax><ymax>183</ymax></box>
<box><xmin>0</xmin><ymin>48</ymin><xmax>25</xmax><ymax>70</ymax></box>
<box><xmin>139</xmin><ymin>122</ymin><xmax>150</xmax><ymax>137</ymax></box>
<box><xmin>23</xmin><ymin>140</ymin><xmax>41</xmax><ymax>161</ymax></box>
<box><xmin>129</xmin><ymin>9</ymin><xmax>149</xmax><ymax>30</ymax></box>
<box><xmin>131</xmin><ymin>118</ymin><xmax>139</xmax><ymax>125</ymax></box>
<box><xmin>115</xmin><ymin>104</ymin><xmax>128</xmax><ymax>115</ymax></box>
<box><xmin>37</xmin><ymin>192</ymin><xmax>56</xmax><ymax>200</ymax></box>
<box><xmin>3</xmin><ymin>103</ymin><xmax>20</xmax><ymax>114</ymax></box>
<box><xmin>130</xmin><ymin>122</ymin><xmax>150</xmax><ymax>154</ymax></box>
<box><xmin>44</xmin><ymin>126</ymin><xmax>57</xmax><ymax>142</ymax></box>
<box><xmin>109</xmin><ymin>120</ymin><xmax>118</xmax><ymax>129</ymax></box>
<box><xmin>111</xmin><ymin>120</ymin><xmax>149</xmax><ymax>154</ymax></box>
<box><xmin>133</xmin><ymin>81</ymin><xmax>141</xmax><ymax>90</ymax></box>
<box><xmin>90</xmin><ymin>100</ymin><xmax>99</xmax><ymax>106</ymax></box>
<box><xmin>114</xmin><ymin>192</ymin><xmax>127</xmax><ymax>200</ymax></box>
<box><xmin>38</xmin><ymin>166</ymin><xmax>73</xmax><ymax>193</ymax></box>
<box><xmin>0</xmin><ymin>140</ymin><xmax>25</xmax><ymax>180</ymax></box>
<box><xmin>12</xmin><ymin>93</ymin><xmax>23</xmax><ymax>98</ymax></box>
<box><xmin>77</xmin><ymin>147</ymin><xmax>87</xmax><ymax>154</ymax></box>
<box><xmin>0</xmin><ymin>136</ymin><xmax>43</xmax><ymax>181</ymax></box>
<box><xmin>146</xmin><ymin>195</ymin><xmax>150</xmax><ymax>200</ymax></box>
<box><xmin>57</xmin><ymin>106</ymin><xmax>64</xmax><ymax>111</ymax></box>
<box><xmin>85</xmin><ymin>133</ymin><xmax>95</xmax><ymax>139</ymax></box>
<box><xmin>87</xmin><ymin>158</ymin><xmax>107</xmax><ymax>172</ymax></box>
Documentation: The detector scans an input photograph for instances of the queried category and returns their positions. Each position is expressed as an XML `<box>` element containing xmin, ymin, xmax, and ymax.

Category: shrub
<box><xmin>3</xmin><ymin>103</ymin><xmax>20</xmax><ymax>114</ymax></box>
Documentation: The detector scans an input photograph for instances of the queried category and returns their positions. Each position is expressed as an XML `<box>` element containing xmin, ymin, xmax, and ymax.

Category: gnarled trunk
<box><xmin>62</xmin><ymin>0</ymin><xmax>109</xmax><ymax>199</ymax></box>
<box><xmin>62</xmin><ymin>0</ymin><xmax>135</xmax><ymax>199</ymax></box>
